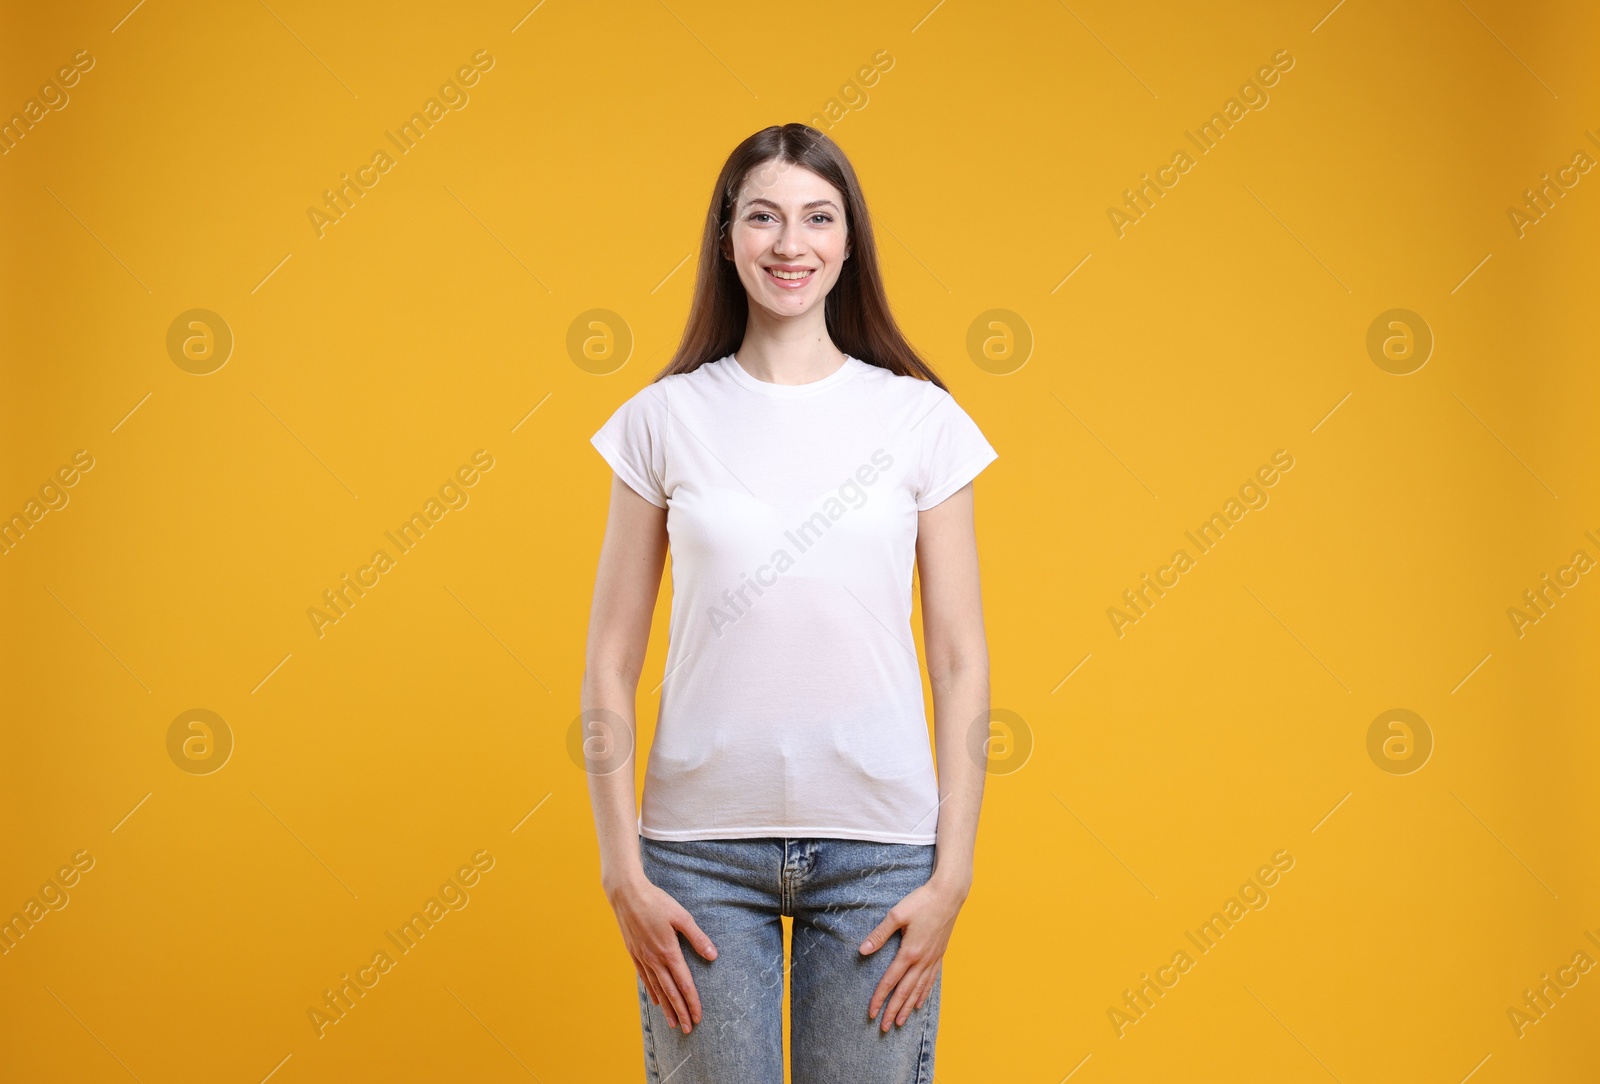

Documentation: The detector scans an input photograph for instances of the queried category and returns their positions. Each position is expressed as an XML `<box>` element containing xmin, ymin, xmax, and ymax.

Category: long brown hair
<box><xmin>651</xmin><ymin>123</ymin><xmax>948</xmax><ymax>391</ymax></box>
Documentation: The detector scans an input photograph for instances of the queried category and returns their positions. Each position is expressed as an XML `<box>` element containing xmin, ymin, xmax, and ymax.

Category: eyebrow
<box><xmin>742</xmin><ymin>197</ymin><xmax>840</xmax><ymax>212</ymax></box>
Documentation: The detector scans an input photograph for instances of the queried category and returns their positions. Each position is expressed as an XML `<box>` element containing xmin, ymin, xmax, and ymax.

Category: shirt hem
<box><xmin>590</xmin><ymin>431</ymin><xmax>668</xmax><ymax>508</ymax></box>
<box><xmin>640</xmin><ymin>824</ymin><xmax>937</xmax><ymax>845</ymax></box>
<box><xmin>916</xmin><ymin>448</ymin><xmax>999</xmax><ymax>510</ymax></box>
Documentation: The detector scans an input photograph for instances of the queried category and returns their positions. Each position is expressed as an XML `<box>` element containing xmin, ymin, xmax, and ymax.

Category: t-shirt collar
<box><xmin>720</xmin><ymin>353</ymin><xmax>862</xmax><ymax>397</ymax></box>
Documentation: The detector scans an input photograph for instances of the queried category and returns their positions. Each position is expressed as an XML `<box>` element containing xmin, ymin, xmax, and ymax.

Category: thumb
<box><xmin>675</xmin><ymin>910</ymin><xmax>719</xmax><ymax>961</ymax></box>
<box><xmin>859</xmin><ymin>912</ymin><xmax>901</xmax><ymax>955</ymax></box>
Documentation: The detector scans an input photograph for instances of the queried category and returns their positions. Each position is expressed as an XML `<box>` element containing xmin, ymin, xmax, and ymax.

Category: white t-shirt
<box><xmin>589</xmin><ymin>353</ymin><xmax>998</xmax><ymax>844</ymax></box>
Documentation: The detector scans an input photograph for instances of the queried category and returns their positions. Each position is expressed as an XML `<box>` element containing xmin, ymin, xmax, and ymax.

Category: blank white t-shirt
<box><xmin>590</xmin><ymin>353</ymin><xmax>998</xmax><ymax>844</ymax></box>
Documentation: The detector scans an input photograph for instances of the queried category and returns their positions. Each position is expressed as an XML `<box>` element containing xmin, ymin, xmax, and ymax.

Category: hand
<box><xmin>859</xmin><ymin>875</ymin><xmax>968</xmax><ymax>1031</ymax></box>
<box><xmin>608</xmin><ymin>874</ymin><xmax>719</xmax><ymax>1034</ymax></box>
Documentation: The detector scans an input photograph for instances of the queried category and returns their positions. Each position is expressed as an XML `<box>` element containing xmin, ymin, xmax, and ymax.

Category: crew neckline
<box><xmin>721</xmin><ymin>353</ymin><xmax>863</xmax><ymax>397</ymax></box>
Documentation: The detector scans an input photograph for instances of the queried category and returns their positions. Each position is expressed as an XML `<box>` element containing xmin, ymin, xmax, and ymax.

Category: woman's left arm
<box><xmin>861</xmin><ymin>480</ymin><xmax>990</xmax><ymax>1031</ymax></box>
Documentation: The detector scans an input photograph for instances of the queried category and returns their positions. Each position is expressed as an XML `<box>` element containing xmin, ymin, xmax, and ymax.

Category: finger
<box><xmin>664</xmin><ymin>946</ymin><xmax>705</xmax><ymax>1026</ymax></box>
<box><xmin>633</xmin><ymin>959</ymin><xmax>657</xmax><ymax>1005</ymax></box>
<box><xmin>883</xmin><ymin>963</ymin><xmax>923</xmax><ymax>1031</ymax></box>
<box><xmin>859</xmin><ymin>910</ymin><xmax>903</xmax><ymax>955</ymax></box>
<box><xmin>650</xmin><ymin>966</ymin><xmax>678</xmax><ymax>1029</ymax></box>
<box><xmin>652</xmin><ymin>960</ymin><xmax>690</xmax><ymax>1032</ymax></box>
<box><xmin>908</xmin><ymin>961</ymin><xmax>938</xmax><ymax>1012</ymax></box>
<box><xmin>868</xmin><ymin>950</ymin><xmax>914</xmax><ymax>1021</ymax></box>
<box><xmin>674</xmin><ymin>910</ymin><xmax>719</xmax><ymax>962</ymax></box>
<box><xmin>896</xmin><ymin>965</ymin><xmax>934</xmax><ymax>1029</ymax></box>
<box><xmin>638</xmin><ymin>961</ymin><xmax>663</xmax><ymax>1007</ymax></box>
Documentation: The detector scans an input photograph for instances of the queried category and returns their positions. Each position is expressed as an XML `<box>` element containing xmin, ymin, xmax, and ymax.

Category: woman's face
<box><xmin>723</xmin><ymin>159</ymin><xmax>851</xmax><ymax>319</ymax></box>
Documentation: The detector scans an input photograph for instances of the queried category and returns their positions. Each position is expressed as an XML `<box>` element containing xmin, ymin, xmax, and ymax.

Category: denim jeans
<box><xmin>636</xmin><ymin>835</ymin><xmax>942</xmax><ymax>1084</ymax></box>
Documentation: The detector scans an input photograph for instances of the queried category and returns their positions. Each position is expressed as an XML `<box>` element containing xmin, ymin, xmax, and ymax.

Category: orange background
<box><xmin>2</xmin><ymin>1</ymin><xmax>1597</xmax><ymax>1081</ymax></box>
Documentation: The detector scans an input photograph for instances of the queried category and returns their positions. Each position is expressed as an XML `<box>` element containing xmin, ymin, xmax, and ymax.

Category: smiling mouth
<box><xmin>764</xmin><ymin>267</ymin><xmax>815</xmax><ymax>283</ymax></box>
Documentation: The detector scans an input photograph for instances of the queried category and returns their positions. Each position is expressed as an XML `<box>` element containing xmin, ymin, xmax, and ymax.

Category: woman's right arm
<box><xmin>582</xmin><ymin>473</ymin><xmax>717</xmax><ymax>1034</ymax></box>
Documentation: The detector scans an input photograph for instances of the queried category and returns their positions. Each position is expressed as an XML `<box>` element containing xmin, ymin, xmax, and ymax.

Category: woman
<box><xmin>581</xmin><ymin>122</ymin><xmax>998</xmax><ymax>1084</ymax></box>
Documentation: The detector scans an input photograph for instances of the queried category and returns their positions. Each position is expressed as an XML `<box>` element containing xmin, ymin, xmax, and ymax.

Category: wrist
<box><xmin>602</xmin><ymin>865</ymin><xmax>648</xmax><ymax>902</ymax></box>
<box><xmin>929</xmin><ymin>864</ymin><xmax>973</xmax><ymax>898</ymax></box>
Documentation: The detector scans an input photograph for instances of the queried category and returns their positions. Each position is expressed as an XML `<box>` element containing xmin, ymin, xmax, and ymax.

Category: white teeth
<box><xmin>767</xmin><ymin>268</ymin><xmax>811</xmax><ymax>280</ymax></box>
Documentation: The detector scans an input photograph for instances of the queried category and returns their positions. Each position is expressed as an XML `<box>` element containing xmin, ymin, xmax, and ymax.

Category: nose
<box><xmin>772</xmin><ymin>218</ymin><xmax>805</xmax><ymax>257</ymax></box>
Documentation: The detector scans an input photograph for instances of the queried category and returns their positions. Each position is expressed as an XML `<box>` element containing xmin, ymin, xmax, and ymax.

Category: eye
<box><xmin>749</xmin><ymin>211</ymin><xmax>775</xmax><ymax>223</ymax></box>
<box><xmin>809</xmin><ymin>213</ymin><xmax>834</xmax><ymax>224</ymax></box>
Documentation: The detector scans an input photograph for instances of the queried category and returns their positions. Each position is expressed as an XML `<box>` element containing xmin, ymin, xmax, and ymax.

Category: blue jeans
<box><xmin>636</xmin><ymin>835</ymin><xmax>942</xmax><ymax>1084</ymax></box>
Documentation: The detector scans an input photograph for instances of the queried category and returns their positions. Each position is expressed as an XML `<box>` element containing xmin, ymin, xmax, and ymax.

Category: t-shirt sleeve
<box><xmin>590</xmin><ymin>385</ymin><xmax>668</xmax><ymax>508</ymax></box>
<box><xmin>914</xmin><ymin>387</ymin><xmax>999</xmax><ymax>511</ymax></box>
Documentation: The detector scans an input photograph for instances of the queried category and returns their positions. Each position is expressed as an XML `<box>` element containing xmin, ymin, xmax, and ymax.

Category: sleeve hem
<box><xmin>590</xmin><ymin>432</ymin><xmax>668</xmax><ymax>508</ymax></box>
<box><xmin>915</xmin><ymin>448</ymin><xmax>998</xmax><ymax>511</ymax></box>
